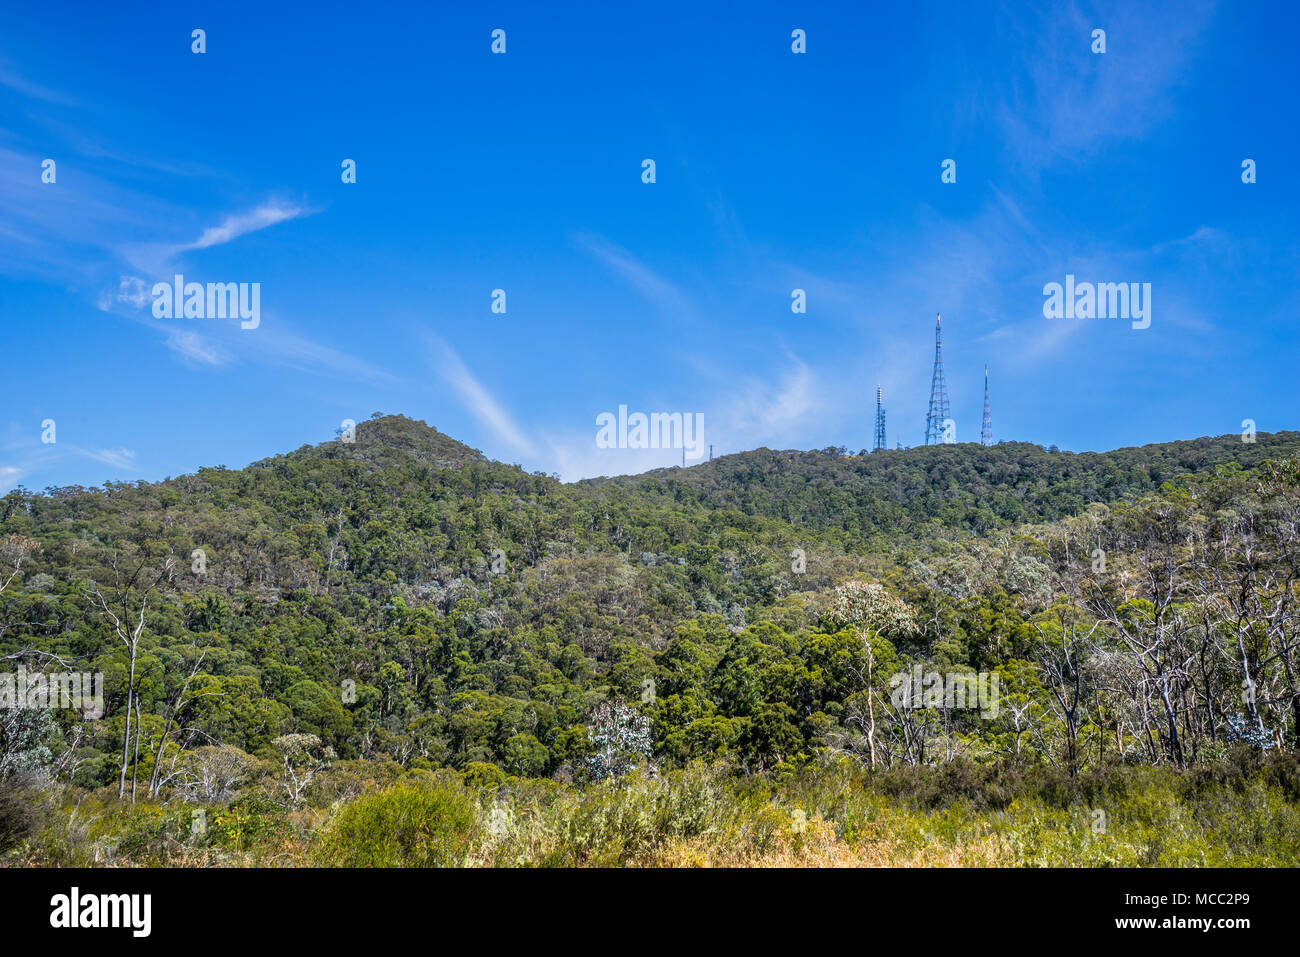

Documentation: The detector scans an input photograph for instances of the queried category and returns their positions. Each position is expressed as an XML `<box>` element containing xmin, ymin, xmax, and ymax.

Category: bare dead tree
<box><xmin>146</xmin><ymin>650</ymin><xmax>225</xmax><ymax>798</ymax></box>
<box><xmin>90</xmin><ymin>551</ymin><xmax>173</xmax><ymax>801</ymax></box>
<box><xmin>0</xmin><ymin>534</ymin><xmax>39</xmax><ymax>596</ymax></box>
<box><xmin>1033</xmin><ymin>607</ymin><xmax>1102</xmax><ymax>776</ymax></box>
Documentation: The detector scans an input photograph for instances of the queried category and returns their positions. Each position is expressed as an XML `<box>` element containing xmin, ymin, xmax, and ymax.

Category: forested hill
<box><xmin>6</xmin><ymin>414</ymin><xmax>1300</xmax><ymax>800</ymax></box>
<box><xmin>259</xmin><ymin>414</ymin><xmax>489</xmax><ymax>474</ymax></box>
<box><xmin>583</xmin><ymin>431</ymin><xmax>1300</xmax><ymax>541</ymax></box>
<box><xmin>7</xmin><ymin>417</ymin><xmax>1299</xmax><ymax>566</ymax></box>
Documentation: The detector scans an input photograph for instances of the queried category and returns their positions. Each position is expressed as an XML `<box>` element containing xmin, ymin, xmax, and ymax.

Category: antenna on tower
<box><xmin>981</xmin><ymin>363</ymin><xmax>992</xmax><ymax>446</ymax></box>
<box><xmin>924</xmin><ymin>312</ymin><xmax>951</xmax><ymax>445</ymax></box>
<box><xmin>873</xmin><ymin>386</ymin><xmax>887</xmax><ymax>451</ymax></box>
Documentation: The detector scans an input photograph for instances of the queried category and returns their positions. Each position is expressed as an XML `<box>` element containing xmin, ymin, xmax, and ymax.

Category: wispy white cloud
<box><xmin>0</xmin><ymin>465</ymin><xmax>21</xmax><ymax>494</ymax></box>
<box><xmin>0</xmin><ymin>59</ymin><xmax>75</xmax><ymax>105</ymax></box>
<box><xmin>429</xmin><ymin>338</ymin><xmax>537</xmax><ymax>457</ymax></box>
<box><xmin>181</xmin><ymin>201</ymin><xmax>311</xmax><ymax>253</ymax></box>
<box><xmin>93</xmin><ymin>288</ymin><xmax>401</xmax><ymax>384</ymax></box>
<box><xmin>74</xmin><ymin>447</ymin><xmax>137</xmax><ymax>470</ymax></box>
<box><xmin>0</xmin><ymin>145</ymin><xmax>179</xmax><ymax>282</ymax></box>
<box><xmin>1150</xmin><ymin>225</ymin><xmax>1227</xmax><ymax>256</ymax></box>
<box><xmin>573</xmin><ymin>232</ymin><xmax>696</xmax><ymax>318</ymax></box>
<box><xmin>121</xmin><ymin>200</ymin><xmax>317</xmax><ymax>275</ymax></box>
<box><xmin>165</xmin><ymin>330</ymin><xmax>229</xmax><ymax>367</ymax></box>
<box><xmin>0</xmin><ymin>440</ymin><xmax>141</xmax><ymax>492</ymax></box>
<box><xmin>992</xmin><ymin>1</ymin><xmax>1217</xmax><ymax>170</ymax></box>
<box><xmin>540</xmin><ymin>425</ymin><xmax>703</xmax><ymax>483</ymax></box>
<box><xmin>256</xmin><ymin>325</ymin><xmax>400</xmax><ymax>386</ymax></box>
<box><xmin>717</xmin><ymin>357</ymin><xmax>824</xmax><ymax>447</ymax></box>
<box><xmin>535</xmin><ymin>352</ymin><xmax>828</xmax><ymax>481</ymax></box>
<box><xmin>117</xmin><ymin>275</ymin><xmax>149</xmax><ymax>308</ymax></box>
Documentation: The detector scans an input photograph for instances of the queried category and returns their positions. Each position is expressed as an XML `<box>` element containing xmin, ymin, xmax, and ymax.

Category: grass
<box><xmin>8</xmin><ymin>755</ymin><xmax>1300</xmax><ymax>867</ymax></box>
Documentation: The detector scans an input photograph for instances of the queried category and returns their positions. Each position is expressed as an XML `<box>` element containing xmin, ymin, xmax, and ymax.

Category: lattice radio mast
<box><xmin>924</xmin><ymin>312</ymin><xmax>951</xmax><ymax>445</ymax></box>
<box><xmin>873</xmin><ymin>387</ymin><xmax>886</xmax><ymax>451</ymax></box>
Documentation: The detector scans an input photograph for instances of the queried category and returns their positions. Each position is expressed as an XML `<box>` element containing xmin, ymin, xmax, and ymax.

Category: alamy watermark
<box><xmin>1043</xmin><ymin>275</ymin><xmax>1150</xmax><ymax>330</ymax></box>
<box><xmin>596</xmin><ymin>405</ymin><xmax>706</xmax><ymax>460</ymax></box>
<box><xmin>1</xmin><ymin>665</ymin><xmax>104</xmax><ymax>719</ymax></box>
<box><xmin>889</xmin><ymin>667</ymin><xmax>1000</xmax><ymax>719</ymax></box>
<box><xmin>152</xmin><ymin>273</ymin><xmax>260</xmax><ymax>329</ymax></box>
<box><xmin>50</xmin><ymin>887</ymin><xmax>151</xmax><ymax>937</ymax></box>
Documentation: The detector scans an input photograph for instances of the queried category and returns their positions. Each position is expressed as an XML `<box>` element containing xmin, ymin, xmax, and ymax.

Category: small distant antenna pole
<box><xmin>709</xmin><ymin>444</ymin><xmax>713</xmax><ymax>461</ymax></box>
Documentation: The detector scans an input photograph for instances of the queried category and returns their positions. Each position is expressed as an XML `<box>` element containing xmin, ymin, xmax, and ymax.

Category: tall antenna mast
<box><xmin>981</xmin><ymin>363</ymin><xmax>992</xmax><ymax>446</ymax></box>
<box><xmin>873</xmin><ymin>386</ymin><xmax>887</xmax><ymax>451</ymax></box>
<box><xmin>924</xmin><ymin>312</ymin><xmax>951</xmax><ymax>445</ymax></box>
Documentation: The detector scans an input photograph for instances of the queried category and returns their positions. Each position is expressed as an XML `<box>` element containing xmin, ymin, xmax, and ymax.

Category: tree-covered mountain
<box><xmin>3</xmin><ymin>414</ymin><xmax>1300</xmax><ymax>864</ymax></box>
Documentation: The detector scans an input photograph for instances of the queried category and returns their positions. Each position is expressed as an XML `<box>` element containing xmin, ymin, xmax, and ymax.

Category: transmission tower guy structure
<box><xmin>980</xmin><ymin>364</ymin><xmax>992</xmax><ymax>446</ymax></box>
<box><xmin>924</xmin><ymin>312</ymin><xmax>951</xmax><ymax>445</ymax></box>
<box><xmin>873</xmin><ymin>387</ymin><xmax>887</xmax><ymax>451</ymax></box>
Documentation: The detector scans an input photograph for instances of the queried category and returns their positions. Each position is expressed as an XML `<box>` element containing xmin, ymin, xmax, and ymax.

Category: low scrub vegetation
<box><xmin>9</xmin><ymin>756</ymin><xmax>1299</xmax><ymax>868</ymax></box>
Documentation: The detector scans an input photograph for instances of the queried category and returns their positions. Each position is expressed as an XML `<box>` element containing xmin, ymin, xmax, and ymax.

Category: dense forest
<box><xmin>3</xmin><ymin>414</ymin><xmax>1300</xmax><ymax>866</ymax></box>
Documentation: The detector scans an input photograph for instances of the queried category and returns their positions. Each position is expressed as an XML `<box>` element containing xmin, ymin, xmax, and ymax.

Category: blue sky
<box><xmin>2</xmin><ymin>0</ymin><xmax>1298</xmax><ymax>490</ymax></box>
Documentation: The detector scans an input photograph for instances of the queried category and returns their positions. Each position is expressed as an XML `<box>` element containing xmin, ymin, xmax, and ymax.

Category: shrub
<box><xmin>314</xmin><ymin>782</ymin><xmax>477</xmax><ymax>867</ymax></box>
<box><xmin>0</xmin><ymin>772</ymin><xmax>55</xmax><ymax>855</ymax></box>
